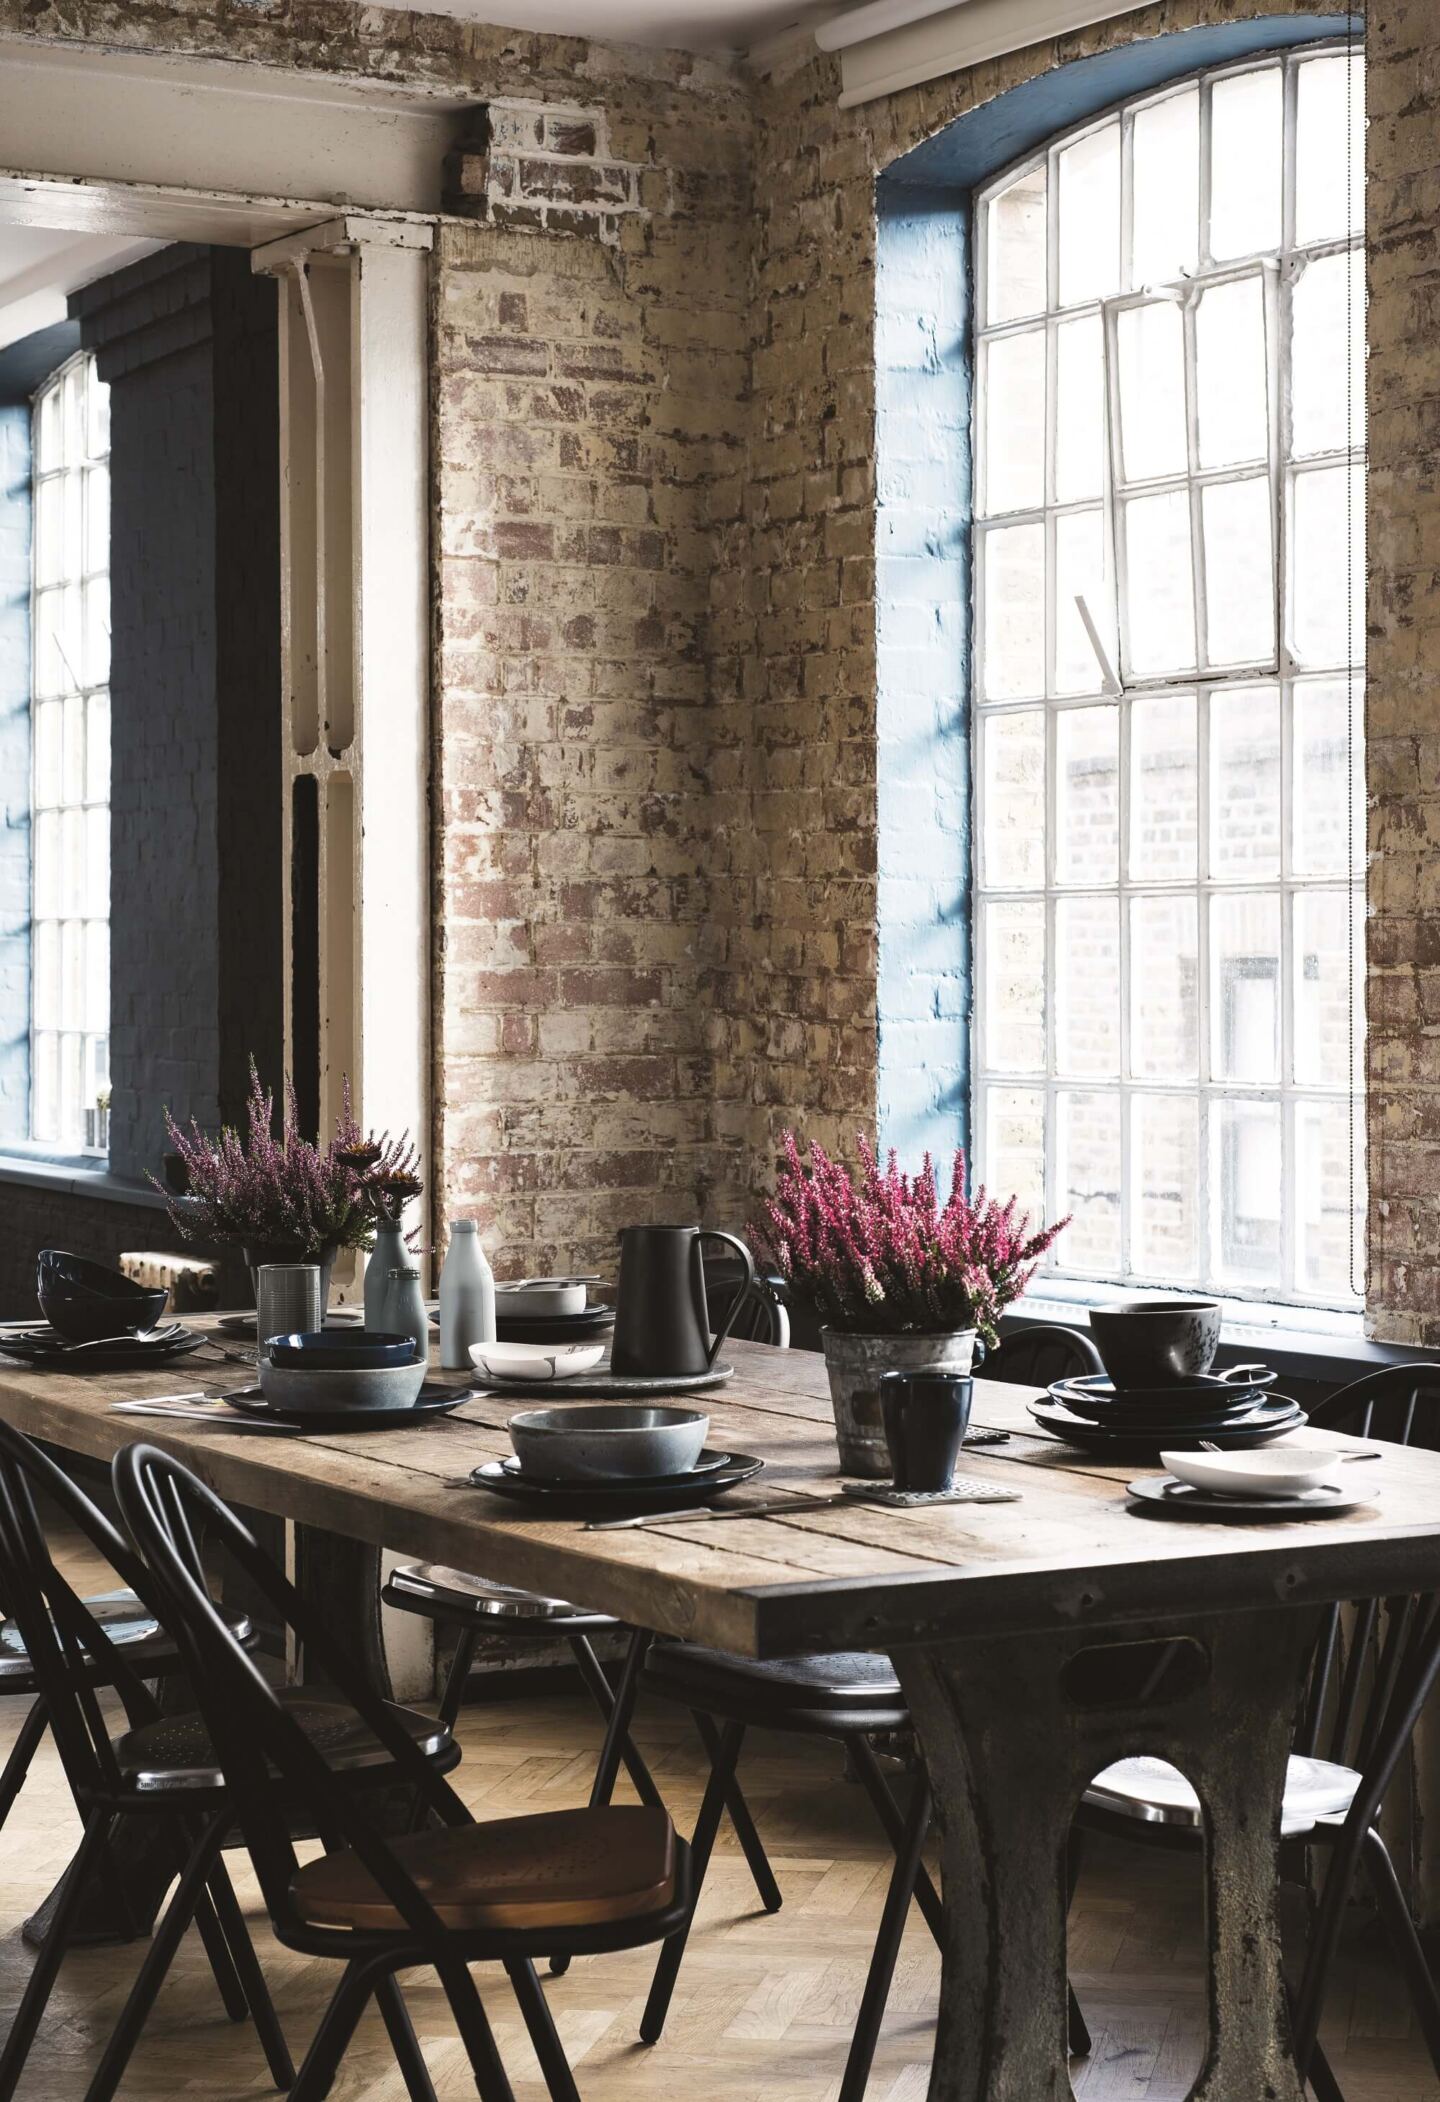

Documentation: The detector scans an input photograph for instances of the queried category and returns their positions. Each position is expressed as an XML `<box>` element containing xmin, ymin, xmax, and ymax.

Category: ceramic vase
<box><xmin>820</xmin><ymin>1327</ymin><xmax>981</xmax><ymax>1478</ymax></box>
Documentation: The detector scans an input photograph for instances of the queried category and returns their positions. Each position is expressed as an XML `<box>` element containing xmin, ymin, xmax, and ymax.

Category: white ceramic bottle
<box><xmin>439</xmin><ymin>1220</ymin><xmax>496</xmax><ymax>1368</ymax></box>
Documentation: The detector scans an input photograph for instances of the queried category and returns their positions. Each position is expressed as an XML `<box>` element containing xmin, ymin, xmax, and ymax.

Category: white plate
<box><xmin>469</xmin><ymin>1340</ymin><xmax>606</xmax><ymax>1382</ymax></box>
<box><xmin>1161</xmin><ymin>1445</ymin><xmax>1343</xmax><ymax>1499</ymax></box>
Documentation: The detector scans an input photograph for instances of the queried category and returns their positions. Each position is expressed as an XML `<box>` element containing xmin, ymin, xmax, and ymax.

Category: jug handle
<box><xmin>696</xmin><ymin>1231</ymin><xmax>757</xmax><ymax>1368</ymax></box>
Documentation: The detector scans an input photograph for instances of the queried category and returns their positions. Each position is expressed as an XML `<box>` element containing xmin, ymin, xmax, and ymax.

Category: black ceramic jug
<box><xmin>610</xmin><ymin>1225</ymin><xmax>756</xmax><ymax>1379</ymax></box>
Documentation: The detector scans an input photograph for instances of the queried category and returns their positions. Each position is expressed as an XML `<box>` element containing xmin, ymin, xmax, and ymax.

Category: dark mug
<box><xmin>879</xmin><ymin>1369</ymin><xmax>974</xmax><ymax>1493</ymax></box>
<box><xmin>611</xmin><ymin>1225</ymin><xmax>756</xmax><ymax>1379</ymax></box>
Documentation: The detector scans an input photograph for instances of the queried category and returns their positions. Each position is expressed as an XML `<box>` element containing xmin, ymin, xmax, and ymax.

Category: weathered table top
<box><xmin>2</xmin><ymin>1326</ymin><xmax>1438</xmax><ymax>1656</ymax></box>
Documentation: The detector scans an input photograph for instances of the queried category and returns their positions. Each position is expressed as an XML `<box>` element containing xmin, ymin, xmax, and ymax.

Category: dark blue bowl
<box><xmin>265</xmin><ymin>1330</ymin><xmax>420</xmax><ymax>1371</ymax></box>
<box><xmin>38</xmin><ymin>1249</ymin><xmax>169</xmax><ymax>1342</ymax></box>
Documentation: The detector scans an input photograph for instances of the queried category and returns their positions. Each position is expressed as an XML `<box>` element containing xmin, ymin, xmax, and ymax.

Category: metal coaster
<box><xmin>842</xmin><ymin>1478</ymin><xmax>1022</xmax><ymax>1508</ymax></box>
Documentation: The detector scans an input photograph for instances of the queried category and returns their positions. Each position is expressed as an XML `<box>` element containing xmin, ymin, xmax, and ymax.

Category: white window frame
<box><xmin>971</xmin><ymin>43</ymin><xmax>1366</xmax><ymax>1312</ymax></box>
<box><xmin>29</xmin><ymin>350</ymin><xmax>111</xmax><ymax>1155</ymax></box>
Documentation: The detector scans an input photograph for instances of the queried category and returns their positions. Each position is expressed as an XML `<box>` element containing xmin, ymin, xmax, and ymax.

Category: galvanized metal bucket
<box><xmin>820</xmin><ymin>1327</ymin><xmax>980</xmax><ymax>1478</ymax></box>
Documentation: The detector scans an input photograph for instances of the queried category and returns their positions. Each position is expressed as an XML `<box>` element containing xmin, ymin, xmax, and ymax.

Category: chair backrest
<box><xmin>984</xmin><ymin>1323</ymin><xmax>1103</xmax><ymax>1388</ymax></box>
<box><xmin>701</xmin><ymin>1254</ymin><xmax>790</xmax><ymax>1348</ymax></box>
<box><xmin>113</xmin><ymin>1441</ymin><xmax>471</xmax><ymax>1949</ymax></box>
<box><xmin>0</xmin><ymin>1420</ymin><xmax>170</xmax><ymax>1805</ymax></box>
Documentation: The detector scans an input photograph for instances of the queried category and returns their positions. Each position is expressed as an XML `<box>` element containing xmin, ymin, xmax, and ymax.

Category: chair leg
<box><xmin>838</xmin><ymin>1773</ymin><xmax>932</xmax><ymax>2102</ymax></box>
<box><xmin>437</xmin><ymin>1625</ymin><xmax>479</xmax><ymax>1734</ymax></box>
<box><xmin>506</xmin><ymin>1957</ymin><xmax>582</xmax><ymax>2102</ymax></box>
<box><xmin>568</xmin><ymin>1633</ymin><xmax>662</xmax><ymax>1806</ymax></box>
<box><xmin>847</xmin><ymin>1734</ymin><xmax>945</xmax><ymax>1944</ymax></box>
<box><xmin>0</xmin><ymin>1697</ymin><xmax>47</xmax><ymax>1833</ymax></box>
<box><xmin>692</xmin><ymin>1709</ymin><xmax>783</xmax><ymax>1914</ymax></box>
<box><xmin>439</xmin><ymin>1963</ymin><xmax>518</xmax><ymax>2102</ymax></box>
<box><xmin>640</xmin><ymin>1717</ymin><xmax>746</xmax><ymax>2046</ymax></box>
<box><xmin>552</xmin><ymin>1628</ymin><xmax>653</xmax><ymax>1978</ymax></box>
<box><xmin>0</xmin><ymin>1806</ymin><xmax>111</xmax><ymax>2102</ymax></box>
<box><xmin>202</xmin><ymin>1851</ymin><xmax>296</xmax><ymax>2089</ymax></box>
<box><xmin>1363</xmin><ymin>1826</ymin><xmax>1440</xmax><ymax>2074</ymax></box>
<box><xmin>375</xmin><ymin>1974</ymin><xmax>440</xmax><ymax>2102</ymax></box>
<box><xmin>289</xmin><ymin>1958</ymin><xmax>385</xmax><ymax>2102</ymax></box>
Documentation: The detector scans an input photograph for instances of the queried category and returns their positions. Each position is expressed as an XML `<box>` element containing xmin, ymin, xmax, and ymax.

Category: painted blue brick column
<box><xmin>0</xmin><ymin>406</ymin><xmax>30</xmax><ymax>1145</ymax></box>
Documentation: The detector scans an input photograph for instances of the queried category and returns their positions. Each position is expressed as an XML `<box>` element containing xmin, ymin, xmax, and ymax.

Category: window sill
<box><xmin>0</xmin><ymin>1155</ymin><xmax>168</xmax><ymax>1208</ymax></box>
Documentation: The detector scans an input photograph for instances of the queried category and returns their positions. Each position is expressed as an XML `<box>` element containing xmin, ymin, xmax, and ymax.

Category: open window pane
<box><xmin>1130</xmin><ymin>895</ymin><xmax>1199</xmax><ymax>1081</ymax></box>
<box><xmin>981</xmin><ymin>710</ymin><xmax>1045</xmax><ymax>888</ymax></box>
<box><xmin>1057</xmin><ymin>122</ymin><xmax>1120</xmax><ymax>308</ymax></box>
<box><xmin>1129</xmin><ymin>692</ymin><xmax>1197</xmax><ymax>881</ymax></box>
<box><xmin>1056</xmin><ymin>895</ymin><xmax>1119</xmax><ymax>1076</ymax></box>
<box><xmin>1195</xmin><ymin>276</ymin><xmax>1268</xmax><ymax>470</ymax></box>
<box><xmin>1116</xmin><ymin>300</ymin><xmax>1186</xmax><ymax>482</ymax></box>
<box><xmin>982</xmin><ymin>900</ymin><xmax>1045</xmax><ymax>1073</ymax></box>
<box><xmin>983</xmin><ymin>328</ymin><xmax>1046</xmax><ymax>514</ymax></box>
<box><xmin>1123</xmin><ymin>489</ymin><xmax>1196</xmax><ymax>677</ymax></box>
<box><xmin>1131</xmin><ymin>87</ymin><xmax>1200</xmax><ymax>289</ymax></box>
<box><xmin>986</xmin><ymin>164</ymin><xmax>1047</xmax><ymax>324</ymax></box>
<box><xmin>1295</xmin><ymin>52</ymin><xmax>1364</xmax><ymax>247</ymax></box>
<box><xmin>1132</xmin><ymin>1093</ymin><xmax>1201</xmax><ymax>1280</ymax></box>
<box><xmin>1054</xmin><ymin>315</ymin><xmax>1104</xmax><ymax>503</ymax></box>
<box><xmin>1056</xmin><ymin>1089</ymin><xmax>1122</xmax><ymax>1271</ymax></box>
<box><xmin>1056</xmin><ymin>704</ymin><xmax>1119</xmax><ymax>884</ymax></box>
<box><xmin>1291</xmin><ymin>251</ymin><xmax>1366</xmax><ymax>459</ymax></box>
<box><xmin>982</xmin><ymin>524</ymin><xmax>1045</xmax><ymax>698</ymax></box>
<box><xmin>1202</xmin><ymin>477</ymin><xmax>1275</xmax><ymax>666</ymax></box>
<box><xmin>1210</xmin><ymin>685</ymin><xmax>1280</xmax><ymax>879</ymax></box>
<box><xmin>1209</xmin><ymin>68</ymin><xmax>1282</xmax><ymax>260</ymax></box>
<box><xmin>1054</xmin><ymin>510</ymin><xmax>1112</xmax><ymax>695</ymax></box>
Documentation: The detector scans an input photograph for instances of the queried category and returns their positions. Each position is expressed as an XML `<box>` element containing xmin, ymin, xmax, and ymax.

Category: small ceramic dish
<box><xmin>494</xmin><ymin>1279</ymin><xmax>597</xmax><ymax>1318</ymax></box>
<box><xmin>257</xmin><ymin>1357</ymin><xmax>427</xmax><ymax>1414</ymax></box>
<box><xmin>469</xmin><ymin>1340</ymin><xmax>606</xmax><ymax>1383</ymax></box>
<box><xmin>1161</xmin><ymin>1446</ymin><xmax>1343</xmax><ymax>1499</ymax></box>
<box><xmin>507</xmin><ymin>1402</ymin><xmax>710</xmax><ymax>1481</ymax></box>
<box><xmin>266</xmin><ymin>1329</ymin><xmax>419</xmax><ymax>1371</ymax></box>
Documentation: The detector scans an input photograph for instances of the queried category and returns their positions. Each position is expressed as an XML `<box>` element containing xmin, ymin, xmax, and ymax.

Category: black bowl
<box><xmin>37</xmin><ymin>1250</ymin><xmax>169</xmax><ymax>1342</ymax></box>
<box><xmin>266</xmin><ymin>1329</ymin><xmax>420</xmax><ymax>1371</ymax></box>
<box><xmin>1087</xmin><ymin>1300</ymin><xmax>1223</xmax><ymax>1390</ymax></box>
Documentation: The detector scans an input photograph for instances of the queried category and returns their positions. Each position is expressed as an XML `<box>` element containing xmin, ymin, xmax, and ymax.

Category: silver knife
<box><xmin>586</xmin><ymin>1494</ymin><xmax>846</xmax><ymax>1532</ymax></box>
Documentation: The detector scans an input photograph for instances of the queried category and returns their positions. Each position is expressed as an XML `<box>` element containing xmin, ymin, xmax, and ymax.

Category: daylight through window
<box><xmin>973</xmin><ymin>47</ymin><xmax>1365</xmax><ymax>1307</ymax></box>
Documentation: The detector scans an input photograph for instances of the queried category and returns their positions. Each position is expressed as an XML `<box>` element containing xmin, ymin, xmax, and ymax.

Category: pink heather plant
<box><xmin>155</xmin><ymin>1061</ymin><xmax>422</xmax><ymax>1256</ymax></box>
<box><xmin>757</xmin><ymin>1132</ymin><xmax>1067</xmax><ymax>1346</ymax></box>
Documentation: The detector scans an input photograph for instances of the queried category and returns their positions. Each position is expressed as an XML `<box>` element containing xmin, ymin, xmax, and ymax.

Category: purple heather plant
<box><xmin>155</xmin><ymin>1062</ymin><xmax>422</xmax><ymax>1256</ymax></box>
<box><xmin>757</xmin><ymin>1132</ymin><xmax>1068</xmax><ymax>1346</ymax></box>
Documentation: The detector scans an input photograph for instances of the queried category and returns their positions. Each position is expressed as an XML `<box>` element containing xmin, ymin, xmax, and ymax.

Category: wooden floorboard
<box><xmin>0</xmin><ymin>1542</ymin><xmax>1436</xmax><ymax>2098</ymax></box>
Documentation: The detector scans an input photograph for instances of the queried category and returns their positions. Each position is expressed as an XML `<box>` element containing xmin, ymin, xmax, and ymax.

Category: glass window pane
<box><xmin>986</xmin><ymin>164</ymin><xmax>1047</xmax><ymax>325</ymax></box>
<box><xmin>1296</xmin><ymin>1097</ymin><xmax>1363</xmax><ymax>1299</ymax></box>
<box><xmin>60</xmin><ymin>806</ymin><xmax>85</xmax><ymax>917</ymax></box>
<box><xmin>1131</xmin><ymin>87</ymin><xmax>1199</xmax><ymax>289</ymax></box>
<box><xmin>87</xmin><ymin>372</ymin><xmax>110</xmax><ymax>462</ymax></box>
<box><xmin>1057</xmin><ymin>122</ymin><xmax>1120</xmax><ymax>308</ymax></box>
<box><xmin>35</xmin><ymin>384</ymin><xmax>61</xmax><ymax>472</ymax></box>
<box><xmin>1211</xmin><ymin>891</ymin><xmax>1282</xmax><ymax>1083</ymax></box>
<box><xmin>1202</xmin><ymin>476</ymin><xmax>1275</xmax><ymax>666</ymax></box>
<box><xmin>59</xmin><ymin>1032</ymin><xmax>81</xmax><ymax>1146</ymax></box>
<box><xmin>32</xmin><ymin>921</ymin><xmax>59</xmax><ymax>1026</ymax></box>
<box><xmin>982</xmin><ymin>328</ymin><xmax>1046</xmax><ymax>516</ymax></box>
<box><xmin>1054</xmin><ymin>314</ymin><xmax>1104</xmax><ymax>504</ymax></box>
<box><xmin>84</xmin><ymin>578</ymin><xmax>110</xmax><ymax>690</ymax></box>
<box><xmin>84</xmin><ymin>462</ymin><xmax>109</xmax><ymax>575</ymax></box>
<box><xmin>62</xmin><ymin>364</ymin><xmax>86</xmax><ymax>466</ymax></box>
<box><xmin>33</xmin><ymin>699</ymin><xmax>62</xmax><ymax>808</ymax></box>
<box><xmin>982</xmin><ymin>899</ymin><xmax>1045</xmax><ymax>1073</ymax></box>
<box><xmin>1209</xmin><ymin>68</ymin><xmax>1282</xmax><ymax>260</ymax></box>
<box><xmin>85</xmin><ymin>923</ymin><xmax>109</xmax><ymax>1034</ymax></box>
<box><xmin>1124</xmin><ymin>489</ymin><xmax>1196</xmax><ymax>677</ymax></box>
<box><xmin>62</xmin><ymin>692</ymin><xmax>85</xmax><ymax>806</ymax></box>
<box><xmin>1056</xmin><ymin>895</ymin><xmax>1119</xmax><ymax>1077</ymax></box>
<box><xmin>1291</xmin><ymin>251</ymin><xmax>1366</xmax><ymax>458</ymax></box>
<box><xmin>1290</xmin><ymin>463</ymin><xmax>1365</xmax><ymax>670</ymax></box>
<box><xmin>86</xmin><ymin>691</ymin><xmax>111</xmax><ymax>807</ymax></box>
<box><xmin>85</xmin><ymin>807</ymin><xmax>109</xmax><ymax>920</ymax></box>
<box><xmin>31</xmin><ymin>1031</ymin><xmax>58</xmax><ymax>1143</ymax></box>
<box><xmin>1295</xmin><ymin>53</ymin><xmax>1364</xmax><ymax>248</ymax></box>
<box><xmin>984</xmin><ymin>1086</ymin><xmax>1046</xmax><ymax>1228</ymax></box>
<box><xmin>1195</xmin><ymin>275</ymin><xmax>1269</xmax><ymax>469</ymax></box>
<box><xmin>1212</xmin><ymin>1097</ymin><xmax>1282</xmax><ymax>1288</ymax></box>
<box><xmin>1116</xmin><ymin>300</ymin><xmax>1186</xmax><ymax>482</ymax></box>
<box><xmin>1129</xmin><ymin>895</ymin><xmax>1199</xmax><ymax>1080</ymax></box>
<box><xmin>61</xmin><ymin>918</ymin><xmax>84</xmax><ymax>1029</ymax></box>
<box><xmin>1132</xmin><ymin>1094</ymin><xmax>1201</xmax><ymax>1281</ymax></box>
<box><xmin>1056</xmin><ymin>1089</ymin><xmax>1121</xmax><ymax>1272</ymax></box>
<box><xmin>1056</xmin><ymin>704</ymin><xmax>1119</xmax><ymax>884</ymax></box>
<box><xmin>1294</xmin><ymin>888</ymin><xmax>1363</xmax><ymax>1089</ymax></box>
<box><xmin>33</xmin><ymin>589</ymin><xmax>64</xmax><ymax>698</ymax></box>
<box><xmin>1129</xmin><ymin>692</ymin><xmax>1197</xmax><ymax>881</ymax></box>
<box><xmin>1210</xmin><ymin>685</ymin><xmax>1280</xmax><ymax>878</ymax></box>
<box><xmin>1054</xmin><ymin>509</ymin><xmax>1112</xmax><ymax>695</ymax></box>
<box><xmin>982</xmin><ymin>524</ymin><xmax>1045</xmax><ymax>699</ymax></box>
<box><xmin>34</xmin><ymin>478</ymin><xmax>62</xmax><ymax>588</ymax></box>
<box><xmin>1293</xmin><ymin>676</ymin><xmax>1363</xmax><ymax>878</ymax></box>
<box><xmin>981</xmin><ymin>710</ymin><xmax>1045</xmax><ymax>888</ymax></box>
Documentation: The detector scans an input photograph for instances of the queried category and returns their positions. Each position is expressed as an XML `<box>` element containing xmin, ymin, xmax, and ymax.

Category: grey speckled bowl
<box><xmin>258</xmin><ymin>1357</ymin><xmax>427</xmax><ymax>1414</ymax></box>
<box><xmin>508</xmin><ymin>1403</ymin><xmax>709</xmax><ymax>1482</ymax></box>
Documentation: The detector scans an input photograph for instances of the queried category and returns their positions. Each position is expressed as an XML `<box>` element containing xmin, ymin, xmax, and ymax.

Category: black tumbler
<box><xmin>878</xmin><ymin>1369</ymin><xmax>974</xmax><ymax>1492</ymax></box>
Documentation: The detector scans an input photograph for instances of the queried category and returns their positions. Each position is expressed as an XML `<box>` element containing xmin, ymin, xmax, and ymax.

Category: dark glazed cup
<box><xmin>879</xmin><ymin>1369</ymin><xmax>974</xmax><ymax>1493</ymax></box>
<box><xmin>1087</xmin><ymin>1300</ymin><xmax>1222</xmax><ymax>1390</ymax></box>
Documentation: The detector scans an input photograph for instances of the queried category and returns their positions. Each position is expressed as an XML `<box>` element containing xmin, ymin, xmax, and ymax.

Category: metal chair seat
<box><xmin>385</xmin><ymin>1562</ymin><xmax>617</xmax><ymax>1633</ymax></box>
<box><xmin>644</xmin><ymin>1641</ymin><xmax>906</xmax><ymax>1724</ymax></box>
<box><xmin>0</xmin><ymin>1588</ymin><xmax>252</xmax><ymax>1690</ymax></box>
<box><xmin>1084</xmin><ymin>1752</ymin><xmax>1359</xmax><ymax>1837</ymax></box>
<box><xmin>114</xmin><ymin>1690</ymin><xmax>456</xmax><ymax>1795</ymax></box>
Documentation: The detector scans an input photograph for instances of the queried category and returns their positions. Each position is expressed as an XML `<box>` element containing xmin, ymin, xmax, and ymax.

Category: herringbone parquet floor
<box><xmin>0</xmin><ymin>1537</ymin><xmax>1434</xmax><ymax>2100</ymax></box>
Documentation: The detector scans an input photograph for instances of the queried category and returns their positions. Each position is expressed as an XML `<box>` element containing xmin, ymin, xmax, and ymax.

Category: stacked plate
<box><xmin>1030</xmin><ymin>1367</ymin><xmax>1306</xmax><ymax>1454</ymax></box>
<box><xmin>494</xmin><ymin>1277</ymin><xmax>616</xmax><ymax>1346</ymax></box>
<box><xmin>469</xmin><ymin>1397</ymin><xmax>762</xmax><ymax>1516</ymax></box>
<box><xmin>0</xmin><ymin>1322</ymin><xmax>206</xmax><ymax>1373</ymax></box>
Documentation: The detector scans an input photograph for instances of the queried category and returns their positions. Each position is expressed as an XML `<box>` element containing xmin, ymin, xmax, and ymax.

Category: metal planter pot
<box><xmin>821</xmin><ymin>1327</ymin><xmax>980</xmax><ymax>1478</ymax></box>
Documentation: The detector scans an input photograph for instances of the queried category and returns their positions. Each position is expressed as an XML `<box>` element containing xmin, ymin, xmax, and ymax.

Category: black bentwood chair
<box><xmin>984</xmin><ymin>1321</ymin><xmax>1103</xmax><ymax>1388</ymax></box>
<box><xmin>115</xmin><ymin>1441</ymin><xmax>691</xmax><ymax>2102</ymax></box>
<box><xmin>1073</xmin><ymin>1364</ymin><xmax>1440</xmax><ymax>2101</ymax></box>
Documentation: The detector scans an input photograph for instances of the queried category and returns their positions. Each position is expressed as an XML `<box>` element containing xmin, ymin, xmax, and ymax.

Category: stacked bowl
<box><xmin>1028</xmin><ymin>1300</ymin><xmax>1306</xmax><ymax>1453</ymax></box>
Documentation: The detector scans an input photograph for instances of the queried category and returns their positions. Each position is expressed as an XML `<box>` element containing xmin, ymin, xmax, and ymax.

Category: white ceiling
<box><xmin>0</xmin><ymin>226</ymin><xmax>164</xmax><ymax>353</ymax></box>
<box><xmin>397</xmin><ymin>0</ymin><xmax>835</xmax><ymax>47</ymax></box>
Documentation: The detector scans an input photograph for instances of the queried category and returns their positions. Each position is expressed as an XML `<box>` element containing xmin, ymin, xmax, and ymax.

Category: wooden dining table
<box><xmin>3</xmin><ymin>1321</ymin><xmax>1440</xmax><ymax>2102</ymax></box>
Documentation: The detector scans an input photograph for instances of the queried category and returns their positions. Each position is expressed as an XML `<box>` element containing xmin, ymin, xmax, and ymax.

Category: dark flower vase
<box><xmin>878</xmin><ymin>1369</ymin><xmax>974</xmax><ymax>1493</ymax></box>
<box><xmin>243</xmin><ymin>1243</ymin><xmax>338</xmax><ymax>1316</ymax></box>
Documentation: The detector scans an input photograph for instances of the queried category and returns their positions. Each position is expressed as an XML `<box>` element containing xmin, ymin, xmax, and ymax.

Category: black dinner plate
<box><xmin>222</xmin><ymin>1384</ymin><xmax>468</xmax><ymax>1432</ymax></box>
<box><xmin>0</xmin><ymin>1324</ymin><xmax>206</xmax><ymax>1371</ymax></box>
<box><xmin>495</xmin><ymin>1449</ymin><xmax>737</xmax><ymax>1490</ymax></box>
<box><xmin>1051</xmin><ymin>1370</ymin><xmax>1277</xmax><ymax>1415</ymax></box>
<box><xmin>468</xmin><ymin>1450</ymin><xmax>763</xmax><ymax>1515</ymax></box>
<box><xmin>1049</xmin><ymin>1383</ymin><xmax>1274</xmax><ymax>1428</ymax></box>
<box><xmin>1127</xmin><ymin>1475</ymin><xmax>1378</xmax><ymax>1521</ymax></box>
<box><xmin>496</xmin><ymin>1310</ymin><xmax>616</xmax><ymax>1341</ymax></box>
<box><xmin>1030</xmin><ymin>1393</ymin><xmax>1306</xmax><ymax>1453</ymax></box>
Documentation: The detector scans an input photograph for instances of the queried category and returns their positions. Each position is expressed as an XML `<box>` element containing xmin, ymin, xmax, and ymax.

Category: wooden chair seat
<box><xmin>290</xmin><ymin>1804</ymin><xmax>677</xmax><ymax>1933</ymax></box>
<box><xmin>115</xmin><ymin>1691</ymin><xmax>453</xmax><ymax>1794</ymax></box>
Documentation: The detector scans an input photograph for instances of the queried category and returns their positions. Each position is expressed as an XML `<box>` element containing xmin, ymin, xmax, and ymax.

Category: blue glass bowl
<box><xmin>265</xmin><ymin>1330</ymin><xmax>419</xmax><ymax>1371</ymax></box>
